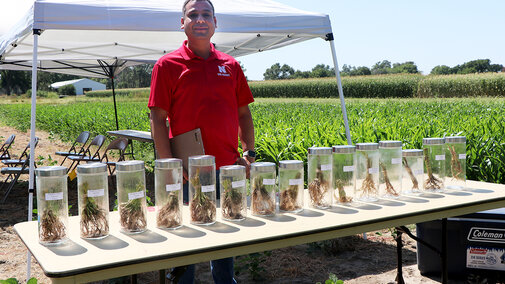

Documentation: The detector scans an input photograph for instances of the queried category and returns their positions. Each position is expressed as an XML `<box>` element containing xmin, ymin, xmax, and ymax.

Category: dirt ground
<box><xmin>0</xmin><ymin>126</ymin><xmax>457</xmax><ymax>283</ymax></box>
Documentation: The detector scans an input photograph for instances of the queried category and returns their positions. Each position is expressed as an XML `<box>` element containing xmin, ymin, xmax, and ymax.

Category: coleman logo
<box><xmin>217</xmin><ymin>65</ymin><xmax>230</xmax><ymax>77</ymax></box>
<box><xmin>467</xmin><ymin>227</ymin><xmax>505</xmax><ymax>244</ymax></box>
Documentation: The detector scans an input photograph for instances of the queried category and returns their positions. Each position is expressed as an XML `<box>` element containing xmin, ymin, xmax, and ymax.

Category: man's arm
<box><xmin>150</xmin><ymin>106</ymin><xmax>172</xmax><ymax>159</ymax></box>
<box><xmin>237</xmin><ymin>105</ymin><xmax>255</xmax><ymax>177</ymax></box>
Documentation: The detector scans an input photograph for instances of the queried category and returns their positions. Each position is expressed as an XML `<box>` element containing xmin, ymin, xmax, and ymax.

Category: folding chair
<box><xmin>100</xmin><ymin>138</ymin><xmax>128</xmax><ymax>175</ymax></box>
<box><xmin>67</xmin><ymin>135</ymin><xmax>106</xmax><ymax>173</ymax></box>
<box><xmin>1</xmin><ymin>137</ymin><xmax>39</xmax><ymax>167</ymax></box>
<box><xmin>0</xmin><ymin>134</ymin><xmax>16</xmax><ymax>160</ymax></box>
<box><xmin>56</xmin><ymin>131</ymin><xmax>90</xmax><ymax>165</ymax></box>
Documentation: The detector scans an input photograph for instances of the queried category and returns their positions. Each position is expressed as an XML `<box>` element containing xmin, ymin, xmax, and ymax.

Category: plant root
<box><xmin>448</xmin><ymin>145</ymin><xmax>464</xmax><ymax>181</ymax></box>
<box><xmin>40</xmin><ymin>208</ymin><xmax>66</xmax><ymax>242</ymax></box>
<box><xmin>380</xmin><ymin>162</ymin><xmax>399</xmax><ymax>196</ymax></box>
<box><xmin>80</xmin><ymin>198</ymin><xmax>108</xmax><ymax>238</ymax></box>
<box><xmin>402</xmin><ymin>157</ymin><xmax>419</xmax><ymax>191</ymax></box>
<box><xmin>157</xmin><ymin>193</ymin><xmax>181</xmax><ymax>228</ymax></box>
<box><xmin>423</xmin><ymin>148</ymin><xmax>443</xmax><ymax>191</ymax></box>
<box><xmin>308</xmin><ymin>169</ymin><xmax>330</xmax><ymax>207</ymax></box>
<box><xmin>119</xmin><ymin>199</ymin><xmax>147</xmax><ymax>232</ymax></box>
<box><xmin>251</xmin><ymin>178</ymin><xmax>275</xmax><ymax>215</ymax></box>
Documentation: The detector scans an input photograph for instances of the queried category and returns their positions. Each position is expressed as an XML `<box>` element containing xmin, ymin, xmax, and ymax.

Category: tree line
<box><xmin>0</xmin><ymin>59</ymin><xmax>503</xmax><ymax>95</ymax></box>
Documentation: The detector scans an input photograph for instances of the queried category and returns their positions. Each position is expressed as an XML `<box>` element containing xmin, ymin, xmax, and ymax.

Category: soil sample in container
<box><xmin>117</xmin><ymin>160</ymin><xmax>147</xmax><ymax>234</ymax></box>
<box><xmin>155</xmin><ymin>158</ymin><xmax>183</xmax><ymax>229</ymax></box>
<box><xmin>307</xmin><ymin>147</ymin><xmax>332</xmax><ymax>209</ymax></box>
<box><xmin>189</xmin><ymin>155</ymin><xmax>216</xmax><ymax>225</ymax></box>
<box><xmin>77</xmin><ymin>163</ymin><xmax>109</xmax><ymax>239</ymax></box>
<box><xmin>251</xmin><ymin>162</ymin><xmax>276</xmax><ymax>216</ymax></box>
<box><xmin>279</xmin><ymin>160</ymin><xmax>304</xmax><ymax>213</ymax></box>
<box><xmin>220</xmin><ymin>165</ymin><xmax>247</xmax><ymax>221</ymax></box>
<box><xmin>332</xmin><ymin>145</ymin><xmax>356</xmax><ymax>204</ymax></box>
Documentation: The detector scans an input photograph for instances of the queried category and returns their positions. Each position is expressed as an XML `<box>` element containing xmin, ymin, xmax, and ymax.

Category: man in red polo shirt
<box><xmin>148</xmin><ymin>0</ymin><xmax>255</xmax><ymax>283</ymax></box>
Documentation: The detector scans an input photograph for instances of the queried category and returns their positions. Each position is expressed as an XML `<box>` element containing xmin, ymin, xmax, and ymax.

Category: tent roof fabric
<box><xmin>0</xmin><ymin>0</ymin><xmax>332</xmax><ymax>78</ymax></box>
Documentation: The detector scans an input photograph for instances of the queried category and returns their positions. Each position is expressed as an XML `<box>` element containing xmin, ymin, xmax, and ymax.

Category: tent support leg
<box><xmin>112</xmin><ymin>77</ymin><xmax>119</xmax><ymax>131</ymax></box>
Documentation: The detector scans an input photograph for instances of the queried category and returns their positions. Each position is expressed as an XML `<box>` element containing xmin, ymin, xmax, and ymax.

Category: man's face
<box><xmin>181</xmin><ymin>1</ymin><xmax>216</xmax><ymax>42</ymax></box>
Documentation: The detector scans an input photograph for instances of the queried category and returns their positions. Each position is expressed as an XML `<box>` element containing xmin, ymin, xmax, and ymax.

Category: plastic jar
<box><xmin>422</xmin><ymin>138</ymin><xmax>446</xmax><ymax>192</ymax></box>
<box><xmin>402</xmin><ymin>149</ymin><xmax>424</xmax><ymax>195</ymax></box>
<box><xmin>250</xmin><ymin>162</ymin><xmax>277</xmax><ymax>216</ymax></box>
<box><xmin>116</xmin><ymin>160</ymin><xmax>147</xmax><ymax>234</ymax></box>
<box><xmin>36</xmin><ymin>166</ymin><xmax>69</xmax><ymax>246</ymax></box>
<box><xmin>332</xmin><ymin>145</ymin><xmax>356</xmax><ymax>204</ymax></box>
<box><xmin>77</xmin><ymin>163</ymin><xmax>109</xmax><ymax>239</ymax></box>
<box><xmin>278</xmin><ymin>160</ymin><xmax>304</xmax><ymax>213</ymax></box>
<box><xmin>220</xmin><ymin>165</ymin><xmax>247</xmax><ymax>221</ymax></box>
<box><xmin>307</xmin><ymin>147</ymin><xmax>333</xmax><ymax>209</ymax></box>
<box><xmin>355</xmin><ymin>143</ymin><xmax>379</xmax><ymax>202</ymax></box>
<box><xmin>379</xmin><ymin>141</ymin><xmax>402</xmax><ymax>199</ymax></box>
<box><xmin>444</xmin><ymin>136</ymin><xmax>466</xmax><ymax>190</ymax></box>
<box><xmin>188</xmin><ymin>155</ymin><xmax>217</xmax><ymax>225</ymax></box>
<box><xmin>155</xmin><ymin>158</ymin><xmax>183</xmax><ymax>229</ymax></box>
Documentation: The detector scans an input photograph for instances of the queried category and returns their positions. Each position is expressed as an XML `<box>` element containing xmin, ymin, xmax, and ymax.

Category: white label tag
<box><xmin>128</xmin><ymin>191</ymin><xmax>144</xmax><ymax>200</ymax></box>
<box><xmin>368</xmin><ymin>167</ymin><xmax>379</xmax><ymax>174</ymax></box>
<box><xmin>414</xmin><ymin>169</ymin><xmax>424</xmax><ymax>176</ymax></box>
<box><xmin>435</xmin><ymin>155</ymin><xmax>446</xmax><ymax>161</ymax></box>
<box><xmin>459</xmin><ymin>154</ymin><xmax>467</xmax><ymax>159</ymax></box>
<box><xmin>391</xmin><ymin>158</ymin><xmax>402</xmax><ymax>165</ymax></box>
<box><xmin>45</xmin><ymin>192</ymin><xmax>63</xmax><ymax>201</ymax></box>
<box><xmin>201</xmin><ymin>184</ymin><xmax>215</xmax><ymax>193</ymax></box>
<box><xmin>263</xmin><ymin>178</ymin><xmax>275</xmax><ymax>185</ymax></box>
<box><xmin>87</xmin><ymin>189</ymin><xmax>104</xmax><ymax>198</ymax></box>
<box><xmin>166</xmin><ymin>183</ymin><xmax>181</xmax><ymax>192</ymax></box>
<box><xmin>467</xmin><ymin>247</ymin><xmax>505</xmax><ymax>271</ymax></box>
<box><xmin>289</xmin><ymin>178</ymin><xmax>303</xmax><ymax>186</ymax></box>
<box><xmin>232</xmin><ymin>180</ymin><xmax>246</xmax><ymax>188</ymax></box>
<box><xmin>320</xmin><ymin>164</ymin><xmax>332</xmax><ymax>171</ymax></box>
<box><xmin>343</xmin><ymin>165</ymin><xmax>355</xmax><ymax>172</ymax></box>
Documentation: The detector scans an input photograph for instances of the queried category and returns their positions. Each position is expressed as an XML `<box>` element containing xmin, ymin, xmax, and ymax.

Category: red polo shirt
<box><xmin>148</xmin><ymin>41</ymin><xmax>254</xmax><ymax>168</ymax></box>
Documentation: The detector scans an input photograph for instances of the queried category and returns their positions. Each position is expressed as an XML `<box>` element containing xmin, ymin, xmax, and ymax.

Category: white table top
<box><xmin>14</xmin><ymin>180</ymin><xmax>505</xmax><ymax>283</ymax></box>
<box><xmin>107</xmin><ymin>130</ymin><xmax>153</xmax><ymax>143</ymax></box>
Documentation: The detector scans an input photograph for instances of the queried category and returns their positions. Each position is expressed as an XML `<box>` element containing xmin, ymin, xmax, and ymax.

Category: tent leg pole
<box><xmin>328</xmin><ymin>40</ymin><xmax>352</xmax><ymax>145</ymax></box>
<box><xmin>112</xmin><ymin>77</ymin><xmax>119</xmax><ymax>131</ymax></box>
<box><xmin>27</xmin><ymin>29</ymin><xmax>40</xmax><ymax>281</ymax></box>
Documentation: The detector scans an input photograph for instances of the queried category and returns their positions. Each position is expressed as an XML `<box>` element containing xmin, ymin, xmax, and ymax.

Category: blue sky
<box><xmin>2</xmin><ymin>1</ymin><xmax>504</xmax><ymax>80</ymax></box>
<box><xmin>239</xmin><ymin>0</ymin><xmax>505</xmax><ymax>80</ymax></box>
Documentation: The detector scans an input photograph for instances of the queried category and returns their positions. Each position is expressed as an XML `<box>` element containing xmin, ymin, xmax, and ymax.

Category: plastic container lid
<box><xmin>379</xmin><ymin>140</ymin><xmax>402</xmax><ymax>148</ymax></box>
<box><xmin>77</xmin><ymin>163</ymin><xmax>107</xmax><ymax>174</ymax></box>
<box><xmin>279</xmin><ymin>160</ymin><xmax>303</xmax><ymax>170</ymax></box>
<box><xmin>155</xmin><ymin>158</ymin><xmax>182</xmax><ymax>169</ymax></box>
<box><xmin>402</xmin><ymin>149</ymin><xmax>424</xmax><ymax>157</ymax></box>
<box><xmin>423</xmin><ymin>138</ymin><xmax>445</xmax><ymax>145</ymax></box>
<box><xmin>445</xmin><ymin>136</ymin><xmax>466</xmax><ymax>143</ymax></box>
<box><xmin>251</xmin><ymin>162</ymin><xmax>276</xmax><ymax>172</ymax></box>
<box><xmin>189</xmin><ymin>155</ymin><xmax>215</xmax><ymax>166</ymax></box>
<box><xmin>308</xmin><ymin>147</ymin><xmax>332</xmax><ymax>155</ymax></box>
<box><xmin>116</xmin><ymin>160</ymin><xmax>144</xmax><ymax>172</ymax></box>
<box><xmin>356</xmin><ymin>143</ymin><xmax>378</xmax><ymax>151</ymax></box>
<box><xmin>35</xmin><ymin>166</ymin><xmax>67</xmax><ymax>177</ymax></box>
<box><xmin>332</xmin><ymin>145</ymin><xmax>356</xmax><ymax>153</ymax></box>
<box><xmin>220</xmin><ymin>165</ymin><xmax>245</xmax><ymax>175</ymax></box>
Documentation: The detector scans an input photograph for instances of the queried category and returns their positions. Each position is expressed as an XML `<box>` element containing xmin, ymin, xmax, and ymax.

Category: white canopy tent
<box><xmin>0</xmin><ymin>0</ymin><xmax>352</xmax><ymax>278</ymax></box>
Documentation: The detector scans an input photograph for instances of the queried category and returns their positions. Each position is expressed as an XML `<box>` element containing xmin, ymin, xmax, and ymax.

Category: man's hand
<box><xmin>236</xmin><ymin>156</ymin><xmax>254</xmax><ymax>179</ymax></box>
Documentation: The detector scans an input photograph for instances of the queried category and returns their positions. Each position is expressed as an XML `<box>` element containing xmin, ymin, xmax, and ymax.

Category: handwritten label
<box><xmin>45</xmin><ymin>192</ymin><xmax>63</xmax><ymax>201</ymax></box>
<box><xmin>232</xmin><ymin>180</ymin><xmax>246</xmax><ymax>188</ymax></box>
<box><xmin>459</xmin><ymin>154</ymin><xmax>467</xmax><ymax>160</ymax></box>
<box><xmin>391</xmin><ymin>158</ymin><xmax>402</xmax><ymax>165</ymax></box>
<box><xmin>343</xmin><ymin>165</ymin><xmax>355</xmax><ymax>172</ymax></box>
<box><xmin>263</xmin><ymin>178</ymin><xmax>275</xmax><ymax>185</ymax></box>
<box><xmin>128</xmin><ymin>191</ymin><xmax>144</xmax><ymax>200</ymax></box>
<box><xmin>289</xmin><ymin>179</ymin><xmax>303</xmax><ymax>186</ymax></box>
<box><xmin>414</xmin><ymin>169</ymin><xmax>424</xmax><ymax>176</ymax></box>
<box><xmin>320</xmin><ymin>164</ymin><xmax>332</xmax><ymax>171</ymax></box>
<box><xmin>435</xmin><ymin>155</ymin><xmax>445</xmax><ymax>161</ymax></box>
<box><xmin>201</xmin><ymin>185</ymin><xmax>215</xmax><ymax>193</ymax></box>
<box><xmin>368</xmin><ymin>167</ymin><xmax>379</xmax><ymax>174</ymax></box>
<box><xmin>87</xmin><ymin>189</ymin><xmax>104</xmax><ymax>198</ymax></box>
<box><xmin>166</xmin><ymin>183</ymin><xmax>181</xmax><ymax>192</ymax></box>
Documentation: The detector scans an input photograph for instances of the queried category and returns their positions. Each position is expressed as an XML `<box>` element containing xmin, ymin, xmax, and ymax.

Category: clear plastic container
<box><xmin>189</xmin><ymin>155</ymin><xmax>216</xmax><ymax>225</ymax></box>
<box><xmin>250</xmin><ymin>162</ymin><xmax>277</xmax><ymax>216</ymax></box>
<box><xmin>278</xmin><ymin>160</ymin><xmax>304</xmax><ymax>213</ymax></box>
<box><xmin>445</xmin><ymin>136</ymin><xmax>466</xmax><ymax>190</ymax></box>
<box><xmin>36</xmin><ymin>166</ymin><xmax>69</xmax><ymax>246</ymax></box>
<box><xmin>379</xmin><ymin>141</ymin><xmax>402</xmax><ymax>199</ymax></box>
<box><xmin>307</xmin><ymin>147</ymin><xmax>332</xmax><ymax>209</ymax></box>
<box><xmin>116</xmin><ymin>160</ymin><xmax>147</xmax><ymax>234</ymax></box>
<box><xmin>155</xmin><ymin>158</ymin><xmax>183</xmax><ymax>229</ymax></box>
<box><xmin>422</xmin><ymin>138</ymin><xmax>446</xmax><ymax>192</ymax></box>
<box><xmin>402</xmin><ymin>149</ymin><xmax>424</xmax><ymax>195</ymax></box>
<box><xmin>332</xmin><ymin>145</ymin><xmax>356</xmax><ymax>204</ymax></box>
<box><xmin>220</xmin><ymin>165</ymin><xmax>247</xmax><ymax>221</ymax></box>
<box><xmin>77</xmin><ymin>163</ymin><xmax>109</xmax><ymax>239</ymax></box>
<box><xmin>355</xmin><ymin>143</ymin><xmax>379</xmax><ymax>202</ymax></box>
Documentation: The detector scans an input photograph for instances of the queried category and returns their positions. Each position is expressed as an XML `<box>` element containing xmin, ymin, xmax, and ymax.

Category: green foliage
<box><xmin>234</xmin><ymin>251</ymin><xmax>272</xmax><ymax>281</ymax></box>
<box><xmin>341</xmin><ymin>64</ymin><xmax>371</xmax><ymax>76</ymax></box>
<box><xmin>0</xmin><ymin>70</ymin><xmax>31</xmax><ymax>95</ymax></box>
<box><xmin>57</xmin><ymin>84</ymin><xmax>76</xmax><ymax>96</ymax></box>
<box><xmin>0</xmin><ymin>278</ymin><xmax>37</xmax><ymax>284</ymax></box>
<box><xmin>316</xmin><ymin>273</ymin><xmax>344</xmax><ymax>284</ymax></box>
<box><xmin>431</xmin><ymin>59</ymin><xmax>503</xmax><ymax>75</ymax></box>
<box><xmin>263</xmin><ymin>63</ymin><xmax>295</xmax><ymax>80</ymax></box>
<box><xmin>417</xmin><ymin>73</ymin><xmax>505</xmax><ymax>97</ymax></box>
<box><xmin>86</xmin><ymin>88</ymin><xmax>150</xmax><ymax>98</ymax></box>
<box><xmin>25</xmin><ymin>89</ymin><xmax>59</xmax><ymax>98</ymax></box>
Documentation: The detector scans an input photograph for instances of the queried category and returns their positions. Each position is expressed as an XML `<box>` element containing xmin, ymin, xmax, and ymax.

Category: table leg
<box><xmin>129</xmin><ymin>139</ymin><xmax>135</xmax><ymax>160</ymax></box>
<box><xmin>131</xmin><ymin>274</ymin><xmax>137</xmax><ymax>284</ymax></box>
<box><xmin>159</xmin><ymin>269</ymin><xmax>166</xmax><ymax>283</ymax></box>
<box><xmin>395</xmin><ymin>227</ymin><xmax>405</xmax><ymax>284</ymax></box>
<box><xmin>441</xmin><ymin>218</ymin><xmax>448</xmax><ymax>284</ymax></box>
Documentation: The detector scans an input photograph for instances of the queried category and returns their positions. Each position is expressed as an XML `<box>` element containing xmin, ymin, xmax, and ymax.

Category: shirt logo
<box><xmin>217</xmin><ymin>65</ymin><xmax>230</xmax><ymax>77</ymax></box>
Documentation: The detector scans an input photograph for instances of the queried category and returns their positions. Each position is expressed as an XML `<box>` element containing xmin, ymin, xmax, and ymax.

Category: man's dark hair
<box><xmin>182</xmin><ymin>0</ymin><xmax>215</xmax><ymax>17</ymax></box>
